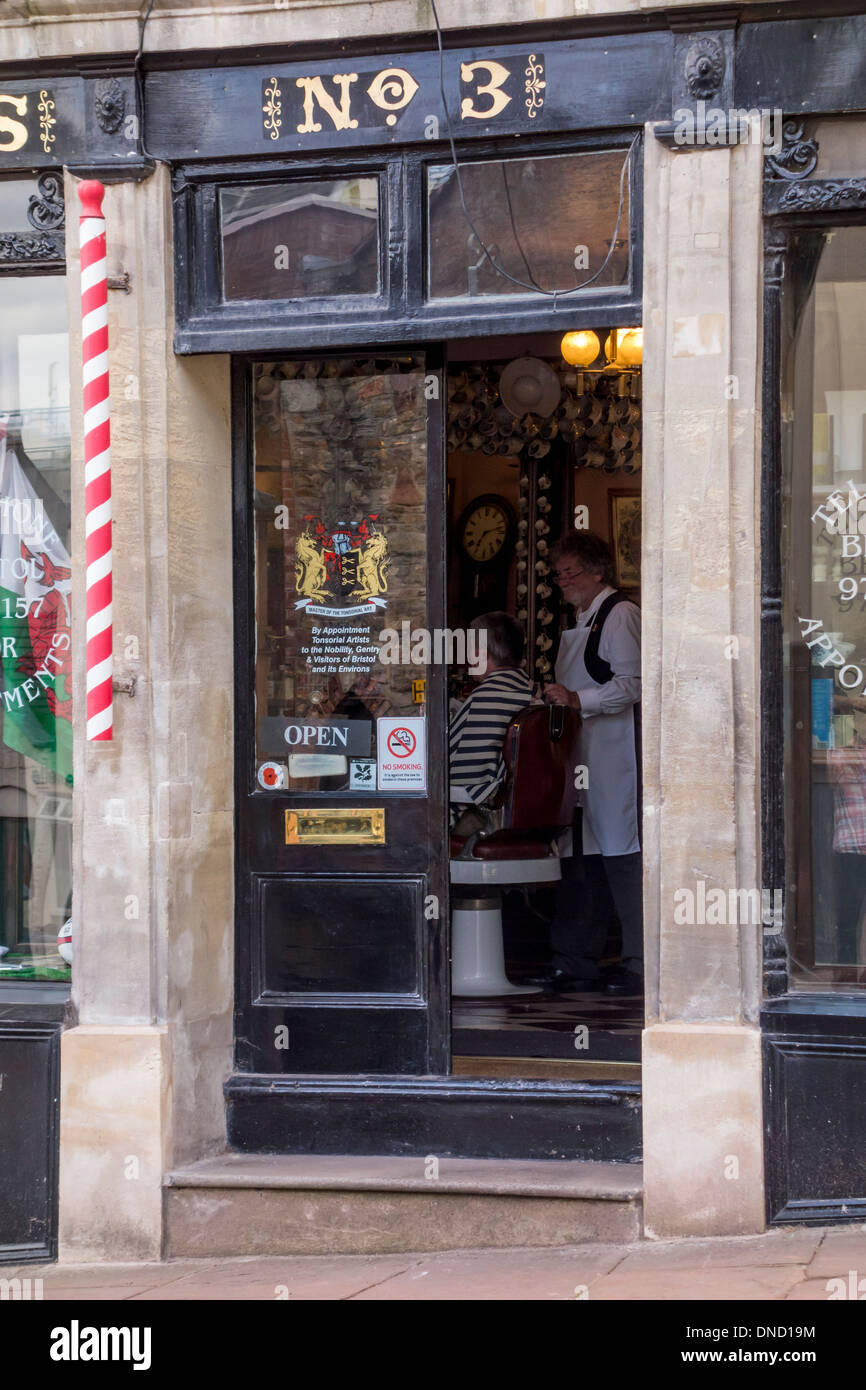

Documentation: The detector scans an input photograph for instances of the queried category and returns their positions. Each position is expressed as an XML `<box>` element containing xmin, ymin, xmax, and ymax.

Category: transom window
<box><xmin>176</xmin><ymin>134</ymin><xmax>642</xmax><ymax>353</ymax></box>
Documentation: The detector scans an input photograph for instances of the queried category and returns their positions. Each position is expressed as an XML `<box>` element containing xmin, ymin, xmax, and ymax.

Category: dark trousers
<box><xmin>550</xmin><ymin>850</ymin><xmax>644</xmax><ymax>979</ymax></box>
<box><xmin>832</xmin><ymin>852</ymin><xmax>866</xmax><ymax>966</ymax></box>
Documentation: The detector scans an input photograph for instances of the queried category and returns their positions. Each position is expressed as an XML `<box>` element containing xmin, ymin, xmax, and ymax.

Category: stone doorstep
<box><xmin>164</xmin><ymin>1152</ymin><xmax>643</xmax><ymax>1202</ymax></box>
<box><xmin>164</xmin><ymin>1156</ymin><xmax>644</xmax><ymax>1255</ymax></box>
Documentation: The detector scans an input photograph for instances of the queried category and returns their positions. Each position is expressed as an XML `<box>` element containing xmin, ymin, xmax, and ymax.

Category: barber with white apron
<box><xmin>527</xmin><ymin>530</ymin><xmax>643</xmax><ymax>996</ymax></box>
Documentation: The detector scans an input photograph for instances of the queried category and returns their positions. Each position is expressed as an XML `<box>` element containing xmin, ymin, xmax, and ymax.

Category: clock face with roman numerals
<box><xmin>461</xmin><ymin>499</ymin><xmax>509</xmax><ymax>564</ymax></box>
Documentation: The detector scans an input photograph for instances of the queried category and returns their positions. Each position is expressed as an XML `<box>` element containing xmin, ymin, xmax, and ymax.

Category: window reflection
<box><xmin>0</xmin><ymin>178</ymin><xmax>46</xmax><ymax>233</ymax></box>
<box><xmin>785</xmin><ymin>226</ymin><xmax>866</xmax><ymax>985</ymax></box>
<box><xmin>427</xmin><ymin>150</ymin><xmax>630</xmax><ymax>300</ymax></box>
<box><xmin>0</xmin><ymin>271</ymin><xmax>72</xmax><ymax>982</ymax></box>
<box><xmin>221</xmin><ymin>179</ymin><xmax>380</xmax><ymax>301</ymax></box>
<box><xmin>253</xmin><ymin>357</ymin><xmax>428</xmax><ymax>793</ymax></box>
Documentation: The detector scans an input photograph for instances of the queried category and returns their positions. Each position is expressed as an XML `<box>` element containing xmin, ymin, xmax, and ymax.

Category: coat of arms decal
<box><xmin>295</xmin><ymin>514</ymin><xmax>390</xmax><ymax>616</ymax></box>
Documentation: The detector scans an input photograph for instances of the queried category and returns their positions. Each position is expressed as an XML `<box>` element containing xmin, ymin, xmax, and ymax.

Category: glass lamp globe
<box><xmin>617</xmin><ymin>328</ymin><xmax>643</xmax><ymax>366</ymax></box>
<box><xmin>560</xmin><ymin>330</ymin><xmax>600</xmax><ymax>367</ymax></box>
<box><xmin>604</xmin><ymin>327</ymin><xmax>643</xmax><ymax>367</ymax></box>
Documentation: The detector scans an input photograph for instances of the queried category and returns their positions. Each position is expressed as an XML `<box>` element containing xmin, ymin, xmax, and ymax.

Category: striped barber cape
<box><xmin>449</xmin><ymin>666</ymin><xmax>535</xmax><ymax>805</ymax></box>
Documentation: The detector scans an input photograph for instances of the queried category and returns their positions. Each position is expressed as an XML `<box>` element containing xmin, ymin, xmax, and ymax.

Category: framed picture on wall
<box><xmin>608</xmin><ymin>490</ymin><xmax>641</xmax><ymax>589</ymax></box>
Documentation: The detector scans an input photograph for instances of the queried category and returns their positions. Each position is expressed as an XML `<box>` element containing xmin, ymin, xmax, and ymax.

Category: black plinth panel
<box><xmin>226</xmin><ymin>1074</ymin><xmax>642</xmax><ymax>1163</ymax></box>
<box><xmin>763</xmin><ymin>997</ymin><xmax>866</xmax><ymax>1225</ymax></box>
<box><xmin>0</xmin><ymin>990</ymin><xmax>66</xmax><ymax>1264</ymax></box>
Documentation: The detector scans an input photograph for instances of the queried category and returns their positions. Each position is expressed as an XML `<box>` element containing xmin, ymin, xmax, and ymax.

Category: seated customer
<box><xmin>449</xmin><ymin>612</ymin><xmax>534</xmax><ymax>812</ymax></box>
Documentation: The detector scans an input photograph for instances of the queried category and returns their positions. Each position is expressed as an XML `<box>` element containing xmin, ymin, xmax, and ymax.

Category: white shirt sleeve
<box><xmin>575</xmin><ymin>602</ymin><xmax>642</xmax><ymax>718</ymax></box>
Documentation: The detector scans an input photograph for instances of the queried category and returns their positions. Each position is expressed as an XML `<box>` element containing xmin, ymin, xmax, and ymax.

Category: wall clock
<box><xmin>458</xmin><ymin>494</ymin><xmax>513</xmax><ymax>565</ymax></box>
<box><xmin>455</xmin><ymin>493</ymin><xmax>516</xmax><ymax>622</ymax></box>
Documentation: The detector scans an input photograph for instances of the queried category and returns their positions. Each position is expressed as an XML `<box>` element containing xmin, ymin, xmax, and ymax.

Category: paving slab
<box><xmin>804</xmin><ymin>1227</ymin><xmax>866</xmax><ymax>1278</ymax></box>
<box><xmin>597</xmin><ymin>1227</ymin><xmax>823</xmax><ymax>1271</ymax></box>
<box><xmin>347</xmin><ymin>1245</ymin><xmax>625</xmax><ymax>1300</ymax></box>
<box><xmin>127</xmin><ymin>1255</ymin><xmax>419</xmax><ymax>1301</ymax></box>
<box><xmin>589</xmin><ymin>1265</ymin><xmax>807</xmax><ymax>1301</ymax></box>
<box><xmin>2</xmin><ymin>1264</ymin><xmax>187</xmax><ymax>1296</ymax></box>
<box><xmin>785</xmin><ymin>1276</ymin><xmax>852</xmax><ymax>1301</ymax></box>
<box><xmin>1</xmin><ymin>1227</ymin><xmax>854</xmax><ymax>1301</ymax></box>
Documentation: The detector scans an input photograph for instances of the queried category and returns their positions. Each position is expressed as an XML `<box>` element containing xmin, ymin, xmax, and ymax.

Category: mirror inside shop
<box><xmin>253</xmin><ymin>328</ymin><xmax>644</xmax><ymax>1078</ymax></box>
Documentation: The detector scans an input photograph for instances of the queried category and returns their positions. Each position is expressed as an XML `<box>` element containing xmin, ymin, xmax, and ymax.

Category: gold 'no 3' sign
<box><xmin>261</xmin><ymin>55</ymin><xmax>545</xmax><ymax>141</ymax></box>
<box><xmin>285</xmin><ymin>808</ymin><xmax>386</xmax><ymax>845</ymax></box>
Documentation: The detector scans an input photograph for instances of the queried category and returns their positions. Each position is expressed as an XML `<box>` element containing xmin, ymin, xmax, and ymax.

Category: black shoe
<box><xmin>603</xmin><ymin>967</ymin><xmax>644</xmax><ymax>997</ymax></box>
<box><xmin>523</xmin><ymin>968</ymin><xmax>603</xmax><ymax>993</ymax></box>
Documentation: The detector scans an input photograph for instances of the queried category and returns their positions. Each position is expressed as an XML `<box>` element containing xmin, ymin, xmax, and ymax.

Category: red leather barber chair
<box><xmin>450</xmin><ymin>703</ymin><xmax>581</xmax><ymax>997</ymax></box>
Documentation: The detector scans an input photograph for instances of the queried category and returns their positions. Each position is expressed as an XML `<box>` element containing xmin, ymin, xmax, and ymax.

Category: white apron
<box><xmin>556</xmin><ymin>595</ymin><xmax>640</xmax><ymax>857</ymax></box>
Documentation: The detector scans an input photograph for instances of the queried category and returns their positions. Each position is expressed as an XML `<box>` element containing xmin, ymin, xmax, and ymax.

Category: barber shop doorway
<box><xmin>445</xmin><ymin>331</ymin><xmax>643</xmax><ymax>1083</ymax></box>
<box><xmin>235</xmin><ymin>326</ymin><xmax>643</xmax><ymax>1098</ymax></box>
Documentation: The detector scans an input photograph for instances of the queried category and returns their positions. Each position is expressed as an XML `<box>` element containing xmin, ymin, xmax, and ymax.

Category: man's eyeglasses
<box><xmin>552</xmin><ymin>566</ymin><xmax>587</xmax><ymax>583</ymax></box>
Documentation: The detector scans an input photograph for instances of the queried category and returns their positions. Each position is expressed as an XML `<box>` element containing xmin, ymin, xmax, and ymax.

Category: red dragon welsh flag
<box><xmin>0</xmin><ymin>422</ymin><xmax>72</xmax><ymax>781</ymax></box>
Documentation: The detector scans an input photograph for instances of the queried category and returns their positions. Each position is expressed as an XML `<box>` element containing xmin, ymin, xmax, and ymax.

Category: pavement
<box><xmin>5</xmin><ymin>1225</ymin><xmax>866</xmax><ymax>1300</ymax></box>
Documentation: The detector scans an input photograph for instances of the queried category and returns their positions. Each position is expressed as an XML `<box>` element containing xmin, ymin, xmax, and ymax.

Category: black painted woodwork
<box><xmin>0</xmin><ymin>14</ymin><xmax>862</xmax><ymax>184</ymax></box>
<box><xmin>736</xmin><ymin>15</ymin><xmax>866</xmax><ymax>115</ymax></box>
<box><xmin>226</xmin><ymin>1073</ymin><xmax>642</xmax><ymax>1162</ymax></box>
<box><xmin>761</xmin><ymin>164</ymin><xmax>866</xmax><ymax>1221</ymax></box>
<box><xmin>0</xmin><ymin>170</ymin><xmax>65</xmax><ymax>274</ymax></box>
<box><xmin>763</xmin><ymin>998</ymin><xmax>866</xmax><ymax>1224</ymax></box>
<box><xmin>231</xmin><ymin>351</ymin><xmax>450</xmax><ymax>1081</ymax></box>
<box><xmin>172</xmin><ymin>130</ymin><xmax>644</xmax><ymax>354</ymax></box>
<box><xmin>145</xmin><ymin>35</ymin><xmax>671</xmax><ymax>162</ymax></box>
<box><xmin>0</xmin><ymin>990</ymin><xmax>66</xmax><ymax>1264</ymax></box>
<box><xmin>761</xmin><ymin>220</ymin><xmax>788</xmax><ymax>1000</ymax></box>
<box><xmin>258</xmin><ymin>876</ymin><xmax>424</xmax><ymax>997</ymax></box>
<box><xmin>0</xmin><ymin>73</ymin><xmax>147</xmax><ymax>179</ymax></box>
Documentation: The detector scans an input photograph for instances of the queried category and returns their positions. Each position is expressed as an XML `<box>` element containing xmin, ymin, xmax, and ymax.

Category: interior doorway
<box><xmin>445</xmin><ymin>329</ymin><xmax>643</xmax><ymax>1083</ymax></box>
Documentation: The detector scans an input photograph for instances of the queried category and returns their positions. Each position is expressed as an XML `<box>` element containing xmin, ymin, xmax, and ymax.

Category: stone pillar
<box><xmin>640</xmin><ymin>127</ymin><xmax>766</xmax><ymax>1237</ymax></box>
<box><xmin>58</xmin><ymin>166</ymin><xmax>234</xmax><ymax>1261</ymax></box>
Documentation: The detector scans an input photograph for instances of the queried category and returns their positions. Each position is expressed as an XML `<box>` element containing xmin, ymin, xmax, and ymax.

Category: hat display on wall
<box><xmin>499</xmin><ymin>357</ymin><xmax>562</xmax><ymax>420</ymax></box>
<box><xmin>447</xmin><ymin>360</ymin><xmax>642</xmax><ymax>472</ymax></box>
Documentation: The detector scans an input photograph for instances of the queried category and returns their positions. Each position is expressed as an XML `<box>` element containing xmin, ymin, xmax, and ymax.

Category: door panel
<box><xmin>256</xmin><ymin>875</ymin><xmax>424</xmax><ymax>996</ymax></box>
<box><xmin>233</xmin><ymin>351</ymin><xmax>448</xmax><ymax>1076</ymax></box>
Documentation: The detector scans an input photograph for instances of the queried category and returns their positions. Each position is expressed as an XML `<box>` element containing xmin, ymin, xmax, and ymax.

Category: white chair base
<box><xmin>449</xmin><ymin>852</ymin><xmax>562</xmax><ymax>998</ymax></box>
<box><xmin>451</xmin><ymin>897</ymin><xmax>542</xmax><ymax>997</ymax></box>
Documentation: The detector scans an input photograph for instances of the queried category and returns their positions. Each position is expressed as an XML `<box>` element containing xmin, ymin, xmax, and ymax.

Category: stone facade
<box><xmin>60</xmin><ymin>167</ymin><xmax>233</xmax><ymax>1260</ymax></box>
<box><xmin>0</xmin><ymin>0</ymin><xmax>777</xmax><ymax>1257</ymax></box>
<box><xmin>0</xmin><ymin>0</ymin><xmax>764</xmax><ymax>65</ymax></box>
<box><xmin>640</xmin><ymin>132</ymin><xmax>765</xmax><ymax>1236</ymax></box>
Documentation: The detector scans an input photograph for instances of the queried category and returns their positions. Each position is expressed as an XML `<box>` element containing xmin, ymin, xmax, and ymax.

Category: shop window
<box><xmin>427</xmin><ymin>149</ymin><xmax>630</xmax><ymax>301</ymax></box>
<box><xmin>220</xmin><ymin>178</ymin><xmax>380</xmax><ymax>301</ymax></box>
<box><xmin>783</xmin><ymin>225</ymin><xmax>866</xmax><ymax>987</ymax></box>
<box><xmin>0</xmin><ymin>175</ymin><xmax>71</xmax><ymax>983</ymax></box>
<box><xmin>253</xmin><ymin>356</ymin><xmax>429</xmax><ymax>795</ymax></box>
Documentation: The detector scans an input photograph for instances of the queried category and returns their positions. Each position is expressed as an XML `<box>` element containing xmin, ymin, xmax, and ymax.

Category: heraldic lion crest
<box><xmin>295</xmin><ymin>515</ymin><xmax>390</xmax><ymax>607</ymax></box>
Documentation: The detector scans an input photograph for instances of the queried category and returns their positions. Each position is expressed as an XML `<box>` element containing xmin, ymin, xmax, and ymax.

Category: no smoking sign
<box><xmin>387</xmin><ymin>726</ymin><xmax>416</xmax><ymax>758</ymax></box>
<box><xmin>377</xmin><ymin>716</ymin><xmax>426</xmax><ymax>790</ymax></box>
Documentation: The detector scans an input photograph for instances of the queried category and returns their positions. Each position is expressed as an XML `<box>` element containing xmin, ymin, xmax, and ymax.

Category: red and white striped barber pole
<box><xmin>79</xmin><ymin>180</ymin><xmax>113</xmax><ymax>741</ymax></box>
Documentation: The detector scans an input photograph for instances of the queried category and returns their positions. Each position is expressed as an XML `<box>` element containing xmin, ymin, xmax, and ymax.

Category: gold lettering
<box><xmin>459</xmin><ymin>61</ymin><xmax>512</xmax><ymax>121</ymax></box>
<box><xmin>296</xmin><ymin>74</ymin><xmax>359</xmax><ymax>134</ymax></box>
<box><xmin>0</xmin><ymin>93</ymin><xmax>29</xmax><ymax>152</ymax></box>
<box><xmin>366</xmin><ymin>67</ymin><xmax>419</xmax><ymax>127</ymax></box>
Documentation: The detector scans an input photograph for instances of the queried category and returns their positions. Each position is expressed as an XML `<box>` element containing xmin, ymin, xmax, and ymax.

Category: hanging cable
<box><xmin>134</xmin><ymin>0</ymin><xmax>157</xmax><ymax>162</ymax></box>
<box><xmin>429</xmin><ymin>0</ymin><xmax>636</xmax><ymax>300</ymax></box>
<box><xmin>501</xmin><ymin>160</ymin><xmax>544</xmax><ymax>292</ymax></box>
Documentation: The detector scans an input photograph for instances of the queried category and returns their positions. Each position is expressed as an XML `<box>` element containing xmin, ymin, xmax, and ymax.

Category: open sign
<box><xmin>282</xmin><ymin>719</ymin><xmax>371</xmax><ymax>755</ymax></box>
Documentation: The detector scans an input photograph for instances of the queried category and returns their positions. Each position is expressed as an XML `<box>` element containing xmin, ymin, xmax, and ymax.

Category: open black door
<box><xmin>232</xmin><ymin>351</ymin><xmax>448</xmax><ymax>1083</ymax></box>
